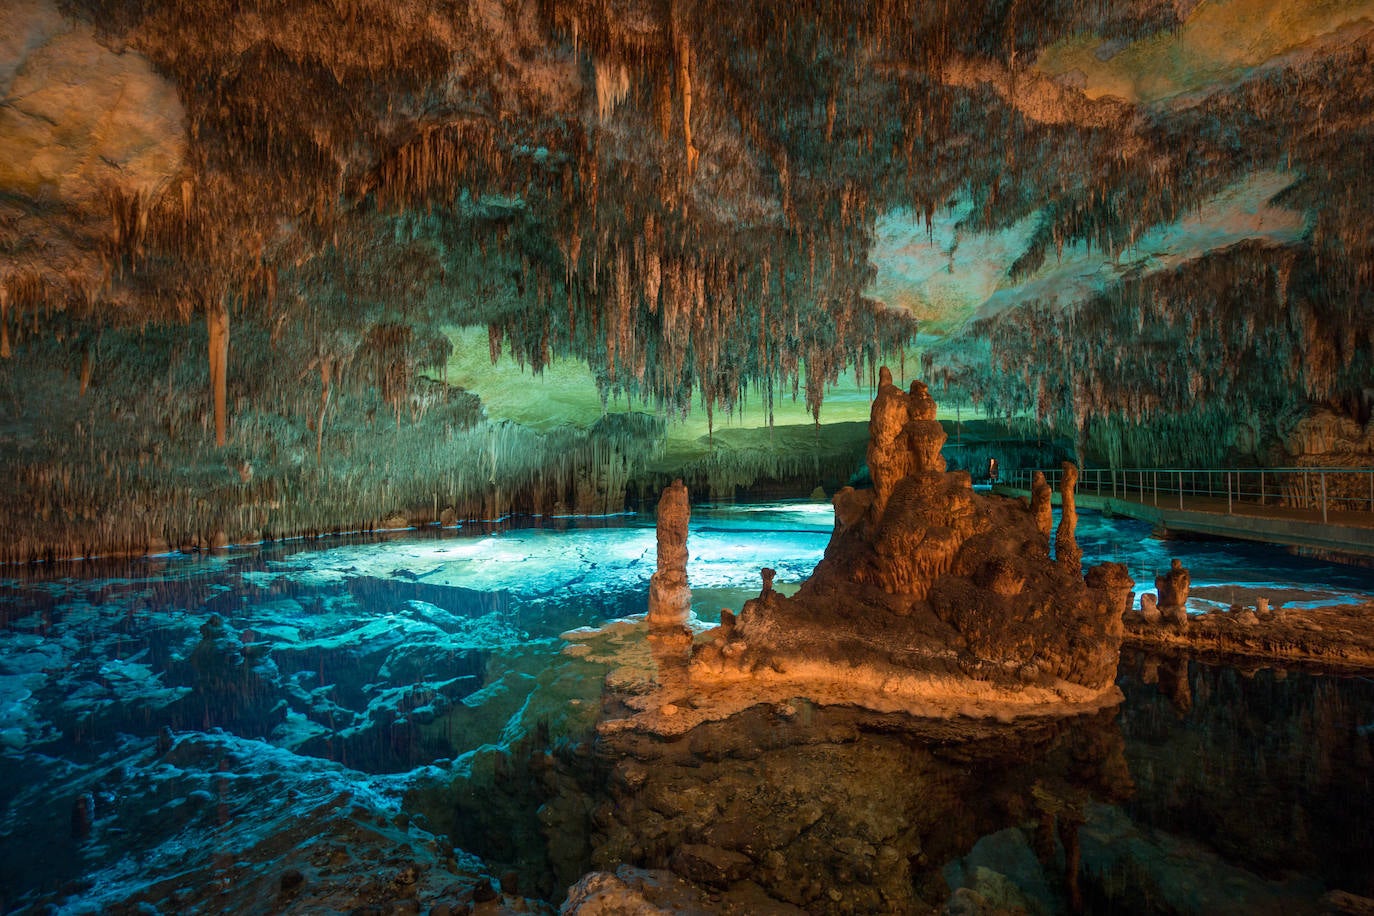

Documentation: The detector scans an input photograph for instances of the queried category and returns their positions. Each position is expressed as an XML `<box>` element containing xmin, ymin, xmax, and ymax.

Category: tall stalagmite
<box><xmin>647</xmin><ymin>478</ymin><xmax>691</xmax><ymax>627</ymax></box>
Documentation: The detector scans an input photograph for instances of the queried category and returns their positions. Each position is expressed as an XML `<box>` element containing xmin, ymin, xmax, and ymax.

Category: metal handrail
<box><xmin>1003</xmin><ymin>466</ymin><xmax>1374</xmax><ymax>524</ymax></box>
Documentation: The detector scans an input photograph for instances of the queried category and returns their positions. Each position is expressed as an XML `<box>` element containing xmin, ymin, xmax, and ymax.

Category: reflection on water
<box><xmin>575</xmin><ymin>694</ymin><xmax>1131</xmax><ymax>913</ymax></box>
<box><xmin>1</xmin><ymin>503</ymin><xmax>1372</xmax><ymax>913</ymax></box>
<box><xmin>1109</xmin><ymin>651</ymin><xmax>1374</xmax><ymax>908</ymax></box>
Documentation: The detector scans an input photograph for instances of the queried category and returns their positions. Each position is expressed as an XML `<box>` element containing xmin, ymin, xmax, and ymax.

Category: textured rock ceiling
<box><xmin>1</xmin><ymin>0</ymin><xmax>1373</xmax><ymax>554</ymax></box>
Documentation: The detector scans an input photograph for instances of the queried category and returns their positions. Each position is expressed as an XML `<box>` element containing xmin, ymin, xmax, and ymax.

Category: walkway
<box><xmin>995</xmin><ymin>466</ymin><xmax>1374</xmax><ymax>558</ymax></box>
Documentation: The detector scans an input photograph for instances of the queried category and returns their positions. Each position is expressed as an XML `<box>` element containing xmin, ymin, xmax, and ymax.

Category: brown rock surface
<box><xmin>580</xmin><ymin>700</ymin><xmax>1129</xmax><ymax>914</ymax></box>
<box><xmin>690</xmin><ymin>370</ymin><xmax>1126</xmax><ymax>716</ymax></box>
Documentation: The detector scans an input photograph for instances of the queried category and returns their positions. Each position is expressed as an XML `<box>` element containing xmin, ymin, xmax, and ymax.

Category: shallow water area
<box><xmin>0</xmin><ymin>502</ymin><xmax>1372</xmax><ymax>913</ymax></box>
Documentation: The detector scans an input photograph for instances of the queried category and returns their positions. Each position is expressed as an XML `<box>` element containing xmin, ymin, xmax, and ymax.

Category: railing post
<box><xmin>1227</xmin><ymin>472</ymin><xmax>1232</xmax><ymax>514</ymax></box>
<box><xmin>1178</xmin><ymin>471</ymin><xmax>1183</xmax><ymax>510</ymax></box>
<box><xmin>1260</xmin><ymin>470</ymin><xmax>1265</xmax><ymax>507</ymax></box>
<box><xmin>1153</xmin><ymin>471</ymin><xmax>1158</xmax><ymax>507</ymax></box>
<box><xmin>1321</xmin><ymin>471</ymin><xmax>1328</xmax><ymax>524</ymax></box>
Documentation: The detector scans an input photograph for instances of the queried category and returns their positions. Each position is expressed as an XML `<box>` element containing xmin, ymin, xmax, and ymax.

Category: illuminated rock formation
<box><xmin>1124</xmin><ymin>588</ymin><xmax>1374</xmax><ymax>669</ymax></box>
<box><xmin>1155</xmin><ymin>559</ymin><xmax>1192</xmax><ymax>626</ymax></box>
<box><xmin>1031</xmin><ymin>471</ymin><xmax>1054</xmax><ymax>540</ymax></box>
<box><xmin>646</xmin><ymin>478</ymin><xmax>691</xmax><ymax>628</ymax></box>
<box><xmin>1055</xmin><ymin>461</ymin><xmax>1082</xmax><ymax>567</ymax></box>
<box><xmin>690</xmin><ymin>369</ymin><xmax>1129</xmax><ymax>719</ymax></box>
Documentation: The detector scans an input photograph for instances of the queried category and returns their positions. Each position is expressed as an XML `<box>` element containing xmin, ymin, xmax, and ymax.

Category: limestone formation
<box><xmin>1085</xmin><ymin>562</ymin><xmax>1135</xmax><ymax>619</ymax></box>
<box><xmin>646</xmin><ymin>479</ymin><xmax>691</xmax><ymax>627</ymax></box>
<box><xmin>1123</xmin><ymin>593</ymin><xmax>1374</xmax><ymax>669</ymax></box>
<box><xmin>1140</xmin><ymin>593</ymin><xmax>1162</xmax><ymax>624</ymax></box>
<box><xmin>692</xmin><ymin>369</ymin><xmax>1127</xmax><ymax>712</ymax></box>
<box><xmin>1055</xmin><ymin>462</ymin><xmax>1082</xmax><ymax>567</ymax></box>
<box><xmin>1156</xmin><ymin>559</ymin><xmax>1191</xmax><ymax>626</ymax></box>
<box><xmin>866</xmin><ymin>367</ymin><xmax>913</xmax><ymax>516</ymax></box>
<box><xmin>1031</xmin><ymin>471</ymin><xmax>1054</xmax><ymax>539</ymax></box>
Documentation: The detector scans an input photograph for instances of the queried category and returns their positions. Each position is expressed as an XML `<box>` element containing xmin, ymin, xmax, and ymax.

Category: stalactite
<box><xmin>316</xmin><ymin>357</ymin><xmax>333</xmax><ymax>467</ymax></box>
<box><xmin>207</xmin><ymin>296</ymin><xmax>230</xmax><ymax>448</ymax></box>
<box><xmin>0</xmin><ymin>287</ymin><xmax>9</xmax><ymax>360</ymax></box>
<box><xmin>672</xmin><ymin>4</ymin><xmax>699</xmax><ymax>175</ymax></box>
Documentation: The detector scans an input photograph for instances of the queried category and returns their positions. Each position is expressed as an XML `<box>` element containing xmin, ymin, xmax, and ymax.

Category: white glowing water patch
<box><xmin>233</xmin><ymin>508</ymin><xmax>833</xmax><ymax>599</ymax></box>
<box><xmin>725</xmin><ymin>501</ymin><xmax>837</xmax><ymax>519</ymax></box>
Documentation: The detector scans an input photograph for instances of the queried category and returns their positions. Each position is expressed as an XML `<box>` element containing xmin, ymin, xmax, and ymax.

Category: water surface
<box><xmin>1</xmin><ymin>503</ymin><xmax>1372</xmax><ymax>913</ymax></box>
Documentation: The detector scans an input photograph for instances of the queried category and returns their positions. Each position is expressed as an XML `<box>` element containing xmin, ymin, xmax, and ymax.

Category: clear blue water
<box><xmin>2</xmin><ymin>502</ymin><xmax>1373</xmax><ymax>913</ymax></box>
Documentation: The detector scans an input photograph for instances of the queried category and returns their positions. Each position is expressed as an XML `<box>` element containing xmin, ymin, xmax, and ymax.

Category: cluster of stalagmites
<box><xmin>1137</xmin><ymin>559</ymin><xmax>1193</xmax><ymax>627</ymax></box>
<box><xmin>694</xmin><ymin>368</ymin><xmax>1131</xmax><ymax>699</ymax></box>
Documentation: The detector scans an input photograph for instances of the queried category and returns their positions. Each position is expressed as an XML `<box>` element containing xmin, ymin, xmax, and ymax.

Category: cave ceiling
<box><xmin>2</xmin><ymin>0</ymin><xmax>1373</xmax><ymax>444</ymax></box>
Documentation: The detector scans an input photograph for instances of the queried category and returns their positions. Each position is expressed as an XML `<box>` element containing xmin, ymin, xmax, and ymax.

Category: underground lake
<box><xmin>2</xmin><ymin>503</ymin><xmax>1373</xmax><ymax>914</ymax></box>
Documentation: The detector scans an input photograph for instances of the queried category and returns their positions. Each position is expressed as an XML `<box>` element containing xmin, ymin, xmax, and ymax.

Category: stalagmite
<box><xmin>1054</xmin><ymin>461</ymin><xmax>1081</xmax><ymax>567</ymax></box>
<box><xmin>1085</xmin><ymin>562</ymin><xmax>1134</xmax><ymax>618</ymax></box>
<box><xmin>1155</xmin><ymin>558</ymin><xmax>1191</xmax><ymax>626</ymax></box>
<box><xmin>1031</xmin><ymin>470</ymin><xmax>1053</xmax><ymax>538</ymax></box>
<box><xmin>865</xmin><ymin>366</ymin><xmax>909</xmax><ymax>517</ymax></box>
<box><xmin>647</xmin><ymin>478</ymin><xmax>691</xmax><ymax>627</ymax></box>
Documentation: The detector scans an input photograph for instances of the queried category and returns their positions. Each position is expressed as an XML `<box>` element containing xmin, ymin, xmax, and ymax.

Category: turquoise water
<box><xmin>1</xmin><ymin>503</ymin><xmax>1372</xmax><ymax>913</ymax></box>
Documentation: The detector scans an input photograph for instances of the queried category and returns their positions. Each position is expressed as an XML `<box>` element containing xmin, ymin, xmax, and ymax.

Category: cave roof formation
<box><xmin>2</xmin><ymin>0</ymin><xmax>1373</xmax><ymax>555</ymax></box>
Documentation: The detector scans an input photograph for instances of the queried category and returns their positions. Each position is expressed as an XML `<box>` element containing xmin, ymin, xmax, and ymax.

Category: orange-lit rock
<box><xmin>646</xmin><ymin>478</ymin><xmax>691</xmax><ymax>627</ymax></box>
<box><xmin>690</xmin><ymin>369</ymin><xmax>1128</xmax><ymax>719</ymax></box>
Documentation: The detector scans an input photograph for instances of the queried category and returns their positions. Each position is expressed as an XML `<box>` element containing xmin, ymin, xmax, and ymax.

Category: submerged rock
<box><xmin>576</xmin><ymin>702</ymin><xmax>1129</xmax><ymax>914</ymax></box>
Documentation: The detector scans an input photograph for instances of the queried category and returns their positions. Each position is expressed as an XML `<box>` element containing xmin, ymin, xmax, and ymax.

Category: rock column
<box><xmin>647</xmin><ymin>479</ymin><xmax>692</xmax><ymax>626</ymax></box>
<box><xmin>1030</xmin><ymin>471</ymin><xmax>1053</xmax><ymax>539</ymax></box>
<box><xmin>1155</xmin><ymin>558</ymin><xmax>1191</xmax><ymax>626</ymax></box>
<box><xmin>1054</xmin><ymin>462</ymin><xmax>1082</xmax><ymax>567</ymax></box>
<box><xmin>866</xmin><ymin>367</ymin><xmax>910</xmax><ymax>516</ymax></box>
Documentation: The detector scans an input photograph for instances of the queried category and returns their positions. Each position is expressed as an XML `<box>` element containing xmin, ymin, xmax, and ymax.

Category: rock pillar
<box><xmin>647</xmin><ymin>478</ymin><xmax>691</xmax><ymax>626</ymax></box>
<box><xmin>1030</xmin><ymin>471</ymin><xmax>1053</xmax><ymax>539</ymax></box>
<box><xmin>1155</xmin><ymin>558</ymin><xmax>1191</xmax><ymax>626</ymax></box>
<box><xmin>208</xmin><ymin>297</ymin><xmax>230</xmax><ymax>447</ymax></box>
<box><xmin>866</xmin><ymin>367</ymin><xmax>910</xmax><ymax>516</ymax></box>
<box><xmin>1054</xmin><ymin>462</ymin><xmax>1081</xmax><ymax>567</ymax></box>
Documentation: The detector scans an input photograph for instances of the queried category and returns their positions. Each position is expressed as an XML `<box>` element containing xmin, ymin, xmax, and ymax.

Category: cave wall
<box><xmin>2</xmin><ymin>0</ymin><xmax>1373</xmax><ymax>555</ymax></box>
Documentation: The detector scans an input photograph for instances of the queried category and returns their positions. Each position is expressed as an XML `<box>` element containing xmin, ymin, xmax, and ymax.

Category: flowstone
<box><xmin>689</xmin><ymin>368</ymin><xmax>1128</xmax><ymax>720</ymax></box>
